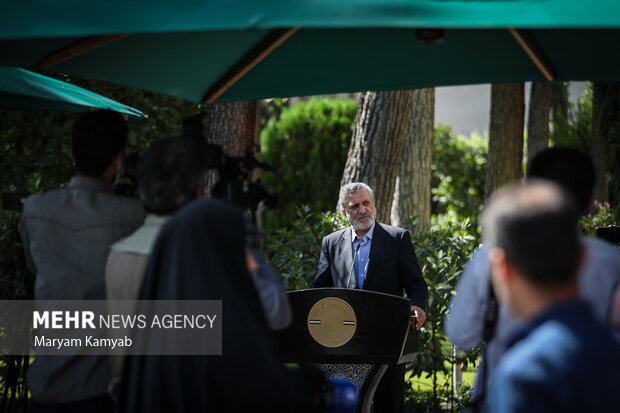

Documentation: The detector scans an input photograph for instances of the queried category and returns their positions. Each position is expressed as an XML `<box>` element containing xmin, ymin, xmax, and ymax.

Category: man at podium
<box><xmin>311</xmin><ymin>182</ymin><xmax>428</xmax><ymax>413</ymax></box>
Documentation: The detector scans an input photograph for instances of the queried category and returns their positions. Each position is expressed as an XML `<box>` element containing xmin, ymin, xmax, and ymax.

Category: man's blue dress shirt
<box><xmin>351</xmin><ymin>222</ymin><xmax>374</xmax><ymax>289</ymax></box>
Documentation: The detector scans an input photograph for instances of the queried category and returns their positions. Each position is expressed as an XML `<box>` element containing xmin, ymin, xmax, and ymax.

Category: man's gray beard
<box><xmin>351</xmin><ymin>216</ymin><xmax>375</xmax><ymax>231</ymax></box>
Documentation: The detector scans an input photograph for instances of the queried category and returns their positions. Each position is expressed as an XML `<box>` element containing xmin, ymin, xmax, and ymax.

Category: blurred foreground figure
<box><xmin>481</xmin><ymin>182</ymin><xmax>619</xmax><ymax>412</ymax></box>
<box><xmin>105</xmin><ymin>137</ymin><xmax>208</xmax><ymax>398</ymax></box>
<box><xmin>106</xmin><ymin>137</ymin><xmax>207</xmax><ymax>304</ymax></box>
<box><xmin>106</xmin><ymin>137</ymin><xmax>291</xmax><ymax>332</ymax></box>
<box><xmin>446</xmin><ymin>148</ymin><xmax>620</xmax><ymax>400</ymax></box>
<box><xmin>119</xmin><ymin>199</ymin><xmax>328</xmax><ymax>412</ymax></box>
<box><xmin>20</xmin><ymin>111</ymin><xmax>145</xmax><ymax>412</ymax></box>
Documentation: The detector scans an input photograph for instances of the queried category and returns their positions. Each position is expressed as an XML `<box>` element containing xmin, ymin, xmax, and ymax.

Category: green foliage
<box><xmin>580</xmin><ymin>200</ymin><xmax>616</xmax><ymax>236</ymax></box>
<box><xmin>260</xmin><ymin>98</ymin><xmax>290</xmax><ymax>129</ymax></box>
<box><xmin>551</xmin><ymin>82</ymin><xmax>620</xmax><ymax>221</ymax></box>
<box><xmin>262</xmin><ymin>205</ymin><xmax>347</xmax><ymax>291</ymax></box>
<box><xmin>550</xmin><ymin>83</ymin><xmax>593</xmax><ymax>154</ymax></box>
<box><xmin>430</xmin><ymin>211</ymin><xmax>477</xmax><ymax>239</ymax></box>
<box><xmin>407</xmin><ymin>219</ymin><xmax>480</xmax><ymax>394</ymax></box>
<box><xmin>260</xmin><ymin>98</ymin><xmax>356</xmax><ymax>232</ymax></box>
<box><xmin>0</xmin><ymin>212</ymin><xmax>30</xmax><ymax>301</ymax></box>
<box><xmin>432</xmin><ymin>124</ymin><xmax>487</xmax><ymax>228</ymax></box>
<box><xmin>406</xmin><ymin>382</ymin><xmax>474</xmax><ymax>413</ymax></box>
<box><xmin>595</xmin><ymin>82</ymin><xmax>620</xmax><ymax>222</ymax></box>
<box><xmin>607</xmin><ymin>121</ymin><xmax>620</xmax><ymax>222</ymax></box>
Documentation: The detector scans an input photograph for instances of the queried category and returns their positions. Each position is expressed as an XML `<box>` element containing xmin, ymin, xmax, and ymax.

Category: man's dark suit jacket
<box><xmin>310</xmin><ymin>222</ymin><xmax>427</xmax><ymax>310</ymax></box>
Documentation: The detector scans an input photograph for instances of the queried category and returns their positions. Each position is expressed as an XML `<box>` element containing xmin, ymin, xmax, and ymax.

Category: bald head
<box><xmin>482</xmin><ymin>181</ymin><xmax>581</xmax><ymax>287</ymax></box>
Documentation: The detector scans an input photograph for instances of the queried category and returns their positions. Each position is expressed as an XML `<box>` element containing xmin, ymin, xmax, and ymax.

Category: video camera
<box><xmin>2</xmin><ymin>192</ymin><xmax>30</xmax><ymax>212</ymax></box>
<box><xmin>114</xmin><ymin>153</ymin><xmax>140</xmax><ymax>197</ymax></box>
<box><xmin>182</xmin><ymin>113</ymin><xmax>279</xmax><ymax>216</ymax></box>
<box><xmin>203</xmin><ymin>143</ymin><xmax>278</xmax><ymax>213</ymax></box>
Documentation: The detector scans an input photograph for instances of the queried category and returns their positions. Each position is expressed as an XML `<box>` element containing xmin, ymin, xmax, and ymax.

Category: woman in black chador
<box><xmin>120</xmin><ymin>199</ymin><xmax>326</xmax><ymax>412</ymax></box>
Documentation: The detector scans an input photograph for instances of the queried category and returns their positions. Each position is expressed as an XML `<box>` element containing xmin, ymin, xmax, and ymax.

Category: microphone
<box><xmin>327</xmin><ymin>377</ymin><xmax>358</xmax><ymax>413</ymax></box>
<box><xmin>346</xmin><ymin>243</ymin><xmax>362</xmax><ymax>288</ymax></box>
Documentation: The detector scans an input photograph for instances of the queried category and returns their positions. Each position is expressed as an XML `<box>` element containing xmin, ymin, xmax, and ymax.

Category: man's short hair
<box><xmin>71</xmin><ymin>110</ymin><xmax>129</xmax><ymax>177</ymax></box>
<box><xmin>137</xmin><ymin>137</ymin><xmax>207</xmax><ymax>215</ymax></box>
<box><xmin>339</xmin><ymin>182</ymin><xmax>374</xmax><ymax>210</ymax></box>
<box><xmin>482</xmin><ymin>181</ymin><xmax>581</xmax><ymax>287</ymax></box>
<box><xmin>527</xmin><ymin>147</ymin><xmax>595</xmax><ymax>213</ymax></box>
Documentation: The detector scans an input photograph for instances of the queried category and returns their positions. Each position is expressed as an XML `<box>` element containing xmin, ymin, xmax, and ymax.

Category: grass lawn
<box><xmin>407</xmin><ymin>359</ymin><xmax>478</xmax><ymax>392</ymax></box>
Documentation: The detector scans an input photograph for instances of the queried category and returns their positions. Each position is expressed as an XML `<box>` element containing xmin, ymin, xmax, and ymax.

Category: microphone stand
<box><xmin>346</xmin><ymin>243</ymin><xmax>361</xmax><ymax>288</ymax></box>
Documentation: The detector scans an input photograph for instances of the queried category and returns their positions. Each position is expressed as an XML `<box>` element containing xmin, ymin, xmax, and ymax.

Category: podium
<box><xmin>274</xmin><ymin>288</ymin><xmax>418</xmax><ymax>413</ymax></box>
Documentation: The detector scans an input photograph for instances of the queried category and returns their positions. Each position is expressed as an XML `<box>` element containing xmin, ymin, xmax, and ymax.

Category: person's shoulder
<box><xmin>98</xmin><ymin>189</ymin><xmax>144</xmax><ymax>210</ymax></box>
<box><xmin>467</xmin><ymin>245</ymin><xmax>491</xmax><ymax>266</ymax></box>
<box><xmin>96</xmin><ymin>194</ymin><xmax>145</xmax><ymax>225</ymax></box>
<box><xmin>489</xmin><ymin>323</ymin><xmax>572</xmax><ymax>408</ymax></box>
<box><xmin>327</xmin><ymin>227</ymin><xmax>348</xmax><ymax>237</ymax></box>
<box><xmin>581</xmin><ymin>236</ymin><xmax>620</xmax><ymax>278</ymax></box>
<box><xmin>515</xmin><ymin>305</ymin><xmax>616</xmax><ymax>362</ymax></box>
<box><xmin>500</xmin><ymin>320</ymin><xmax>578</xmax><ymax>380</ymax></box>
<box><xmin>21</xmin><ymin>187</ymin><xmax>68</xmax><ymax>217</ymax></box>
<box><xmin>112</xmin><ymin>194</ymin><xmax>144</xmax><ymax>212</ymax></box>
<box><xmin>583</xmin><ymin>236</ymin><xmax>620</xmax><ymax>259</ymax></box>
<box><xmin>376</xmin><ymin>222</ymin><xmax>408</xmax><ymax>237</ymax></box>
<box><xmin>110</xmin><ymin>225</ymin><xmax>150</xmax><ymax>254</ymax></box>
<box><xmin>324</xmin><ymin>227</ymin><xmax>348</xmax><ymax>241</ymax></box>
<box><xmin>493</xmin><ymin>317</ymin><xmax>619</xmax><ymax>411</ymax></box>
<box><xmin>112</xmin><ymin>215</ymin><xmax>167</xmax><ymax>254</ymax></box>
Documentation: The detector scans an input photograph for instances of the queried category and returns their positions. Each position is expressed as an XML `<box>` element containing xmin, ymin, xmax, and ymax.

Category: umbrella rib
<box><xmin>508</xmin><ymin>28</ymin><xmax>555</xmax><ymax>81</ymax></box>
<box><xmin>203</xmin><ymin>27</ymin><xmax>299</xmax><ymax>104</ymax></box>
<box><xmin>38</xmin><ymin>34</ymin><xmax>130</xmax><ymax>69</ymax></box>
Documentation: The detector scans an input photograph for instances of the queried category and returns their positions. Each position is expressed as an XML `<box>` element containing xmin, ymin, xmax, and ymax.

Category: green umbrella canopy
<box><xmin>0</xmin><ymin>66</ymin><xmax>145</xmax><ymax>115</ymax></box>
<box><xmin>1</xmin><ymin>0</ymin><xmax>619</xmax><ymax>103</ymax></box>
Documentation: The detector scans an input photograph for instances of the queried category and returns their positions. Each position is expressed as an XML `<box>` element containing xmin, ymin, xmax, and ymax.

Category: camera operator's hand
<box><xmin>411</xmin><ymin>305</ymin><xmax>426</xmax><ymax>329</ymax></box>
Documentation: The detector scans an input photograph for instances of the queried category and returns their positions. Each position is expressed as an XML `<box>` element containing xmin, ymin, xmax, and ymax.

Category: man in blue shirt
<box><xmin>311</xmin><ymin>182</ymin><xmax>427</xmax><ymax>413</ymax></box>
<box><xmin>481</xmin><ymin>181</ymin><xmax>619</xmax><ymax>412</ymax></box>
<box><xmin>311</xmin><ymin>182</ymin><xmax>427</xmax><ymax>320</ymax></box>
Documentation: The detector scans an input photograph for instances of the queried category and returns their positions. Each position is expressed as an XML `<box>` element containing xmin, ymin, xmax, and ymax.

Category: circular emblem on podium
<box><xmin>307</xmin><ymin>297</ymin><xmax>357</xmax><ymax>348</ymax></box>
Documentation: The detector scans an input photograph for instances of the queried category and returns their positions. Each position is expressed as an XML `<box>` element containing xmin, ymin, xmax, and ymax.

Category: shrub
<box><xmin>432</xmin><ymin>125</ymin><xmax>487</xmax><ymax>228</ymax></box>
<box><xmin>406</xmin><ymin>382</ymin><xmax>474</xmax><ymax>413</ymax></box>
<box><xmin>262</xmin><ymin>205</ymin><xmax>347</xmax><ymax>291</ymax></box>
<box><xmin>407</xmin><ymin>218</ymin><xmax>480</xmax><ymax>410</ymax></box>
<box><xmin>580</xmin><ymin>200</ymin><xmax>616</xmax><ymax>236</ymax></box>
<box><xmin>260</xmin><ymin>98</ymin><xmax>356</xmax><ymax>232</ymax></box>
<box><xmin>550</xmin><ymin>83</ymin><xmax>592</xmax><ymax>155</ymax></box>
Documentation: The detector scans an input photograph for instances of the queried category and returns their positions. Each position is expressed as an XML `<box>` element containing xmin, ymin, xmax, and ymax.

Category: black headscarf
<box><xmin>119</xmin><ymin>199</ymin><xmax>324</xmax><ymax>412</ymax></box>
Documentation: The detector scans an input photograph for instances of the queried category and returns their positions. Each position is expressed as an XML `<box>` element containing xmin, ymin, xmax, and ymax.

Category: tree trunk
<box><xmin>592</xmin><ymin>83</ymin><xmax>609</xmax><ymax>203</ymax></box>
<box><xmin>526</xmin><ymin>82</ymin><xmax>553</xmax><ymax>168</ymax></box>
<box><xmin>485</xmin><ymin>83</ymin><xmax>525</xmax><ymax>199</ymax></box>
<box><xmin>391</xmin><ymin>88</ymin><xmax>435</xmax><ymax>232</ymax></box>
<box><xmin>207</xmin><ymin>100</ymin><xmax>259</xmax><ymax>156</ymax></box>
<box><xmin>340</xmin><ymin>90</ymin><xmax>414</xmax><ymax>223</ymax></box>
<box><xmin>205</xmin><ymin>100</ymin><xmax>260</xmax><ymax>195</ymax></box>
<box><xmin>551</xmin><ymin>83</ymin><xmax>569</xmax><ymax>128</ymax></box>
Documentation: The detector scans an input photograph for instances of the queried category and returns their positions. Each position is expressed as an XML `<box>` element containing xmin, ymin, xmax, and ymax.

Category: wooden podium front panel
<box><xmin>274</xmin><ymin>288</ymin><xmax>417</xmax><ymax>364</ymax></box>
